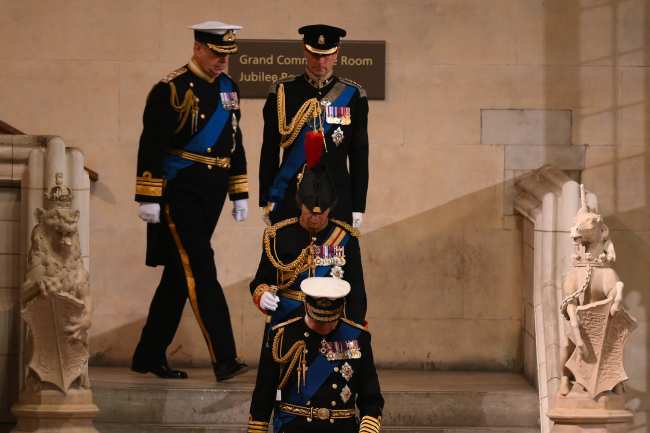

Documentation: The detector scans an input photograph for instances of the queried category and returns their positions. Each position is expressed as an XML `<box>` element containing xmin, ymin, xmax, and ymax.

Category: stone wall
<box><xmin>0</xmin><ymin>0</ymin><xmax>649</xmax><ymax>429</ymax></box>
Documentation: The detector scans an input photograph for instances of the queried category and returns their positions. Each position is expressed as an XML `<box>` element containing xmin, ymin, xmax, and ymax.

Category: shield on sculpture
<box><xmin>566</xmin><ymin>298</ymin><xmax>637</xmax><ymax>397</ymax></box>
<box><xmin>22</xmin><ymin>291</ymin><xmax>88</xmax><ymax>394</ymax></box>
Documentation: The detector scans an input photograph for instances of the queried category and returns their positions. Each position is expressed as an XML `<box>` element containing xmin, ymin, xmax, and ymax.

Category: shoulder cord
<box><xmin>168</xmin><ymin>82</ymin><xmax>199</xmax><ymax>133</ymax></box>
<box><xmin>272</xmin><ymin>327</ymin><xmax>307</xmax><ymax>392</ymax></box>
<box><xmin>276</xmin><ymin>83</ymin><xmax>321</xmax><ymax>149</ymax></box>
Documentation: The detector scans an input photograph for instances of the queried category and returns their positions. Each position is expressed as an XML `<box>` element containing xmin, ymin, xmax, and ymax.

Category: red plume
<box><xmin>305</xmin><ymin>130</ymin><xmax>324</xmax><ymax>168</ymax></box>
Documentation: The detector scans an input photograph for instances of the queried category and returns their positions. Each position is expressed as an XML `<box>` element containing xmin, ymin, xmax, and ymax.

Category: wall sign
<box><xmin>229</xmin><ymin>39</ymin><xmax>385</xmax><ymax>99</ymax></box>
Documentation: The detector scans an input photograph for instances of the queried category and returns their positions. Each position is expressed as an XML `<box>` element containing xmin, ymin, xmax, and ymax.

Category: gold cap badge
<box><xmin>318</xmin><ymin>34</ymin><xmax>325</xmax><ymax>45</ymax></box>
<box><xmin>223</xmin><ymin>30</ymin><xmax>236</xmax><ymax>42</ymax></box>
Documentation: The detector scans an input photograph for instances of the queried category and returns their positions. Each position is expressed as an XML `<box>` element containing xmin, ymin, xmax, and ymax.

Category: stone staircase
<box><xmin>89</xmin><ymin>367</ymin><xmax>540</xmax><ymax>433</ymax></box>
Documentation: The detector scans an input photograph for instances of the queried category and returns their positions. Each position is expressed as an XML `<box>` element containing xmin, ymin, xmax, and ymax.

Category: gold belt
<box><xmin>278</xmin><ymin>403</ymin><xmax>355</xmax><ymax>421</ymax></box>
<box><xmin>167</xmin><ymin>148</ymin><xmax>231</xmax><ymax>169</ymax></box>
<box><xmin>278</xmin><ymin>288</ymin><xmax>304</xmax><ymax>302</ymax></box>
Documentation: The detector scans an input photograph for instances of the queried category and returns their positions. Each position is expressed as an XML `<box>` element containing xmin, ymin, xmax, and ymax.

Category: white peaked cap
<box><xmin>301</xmin><ymin>277</ymin><xmax>350</xmax><ymax>299</ymax></box>
<box><xmin>189</xmin><ymin>21</ymin><xmax>243</xmax><ymax>35</ymax></box>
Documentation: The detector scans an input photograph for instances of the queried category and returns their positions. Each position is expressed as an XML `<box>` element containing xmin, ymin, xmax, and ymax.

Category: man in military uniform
<box><xmin>259</xmin><ymin>24</ymin><xmax>369</xmax><ymax>228</ymax></box>
<box><xmin>247</xmin><ymin>277</ymin><xmax>384</xmax><ymax>433</ymax></box>
<box><xmin>132</xmin><ymin>21</ymin><xmax>248</xmax><ymax>381</ymax></box>
<box><xmin>250</xmin><ymin>163</ymin><xmax>367</xmax><ymax>328</ymax></box>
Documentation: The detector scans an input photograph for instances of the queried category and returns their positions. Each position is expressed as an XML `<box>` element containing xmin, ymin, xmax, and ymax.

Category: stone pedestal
<box><xmin>11</xmin><ymin>389</ymin><xmax>98</xmax><ymax>433</ymax></box>
<box><xmin>548</xmin><ymin>390</ymin><xmax>633</xmax><ymax>432</ymax></box>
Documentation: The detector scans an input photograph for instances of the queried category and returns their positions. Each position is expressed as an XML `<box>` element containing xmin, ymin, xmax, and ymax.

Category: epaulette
<box><xmin>160</xmin><ymin>67</ymin><xmax>188</xmax><ymax>83</ymax></box>
<box><xmin>331</xmin><ymin>219</ymin><xmax>360</xmax><ymax>238</ymax></box>
<box><xmin>339</xmin><ymin>77</ymin><xmax>367</xmax><ymax>98</ymax></box>
<box><xmin>271</xmin><ymin>316</ymin><xmax>302</xmax><ymax>331</ymax></box>
<box><xmin>268</xmin><ymin>75</ymin><xmax>298</xmax><ymax>94</ymax></box>
<box><xmin>341</xmin><ymin>318</ymin><xmax>370</xmax><ymax>334</ymax></box>
<box><xmin>264</xmin><ymin>217</ymin><xmax>298</xmax><ymax>238</ymax></box>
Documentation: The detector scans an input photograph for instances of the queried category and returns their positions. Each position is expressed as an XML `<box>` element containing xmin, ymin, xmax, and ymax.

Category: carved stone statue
<box><xmin>12</xmin><ymin>172</ymin><xmax>98</xmax><ymax>433</ymax></box>
<box><xmin>548</xmin><ymin>185</ymin><xmax>636</xmax><ymax>432</ymax></box>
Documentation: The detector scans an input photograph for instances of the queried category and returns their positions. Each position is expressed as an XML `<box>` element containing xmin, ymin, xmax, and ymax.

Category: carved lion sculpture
<box><xmin>22</xmin><ymin>203</ymin><xmax>92</xmax><ymax>391</ymax></box>
<box><xmin>559</xmin><ymin>186</ymin><xmax>624</xmax><ymax>396</ymax></box>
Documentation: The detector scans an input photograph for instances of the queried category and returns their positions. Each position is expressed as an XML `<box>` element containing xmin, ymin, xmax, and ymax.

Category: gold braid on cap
<box><xmin>276</xmin><ymin>83</ymin><xmax>321</xmax><ymax>149</ymax></box>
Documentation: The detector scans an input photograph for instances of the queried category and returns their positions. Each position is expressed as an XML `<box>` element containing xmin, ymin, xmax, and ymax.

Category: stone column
<box><xmin>11</xmin><ymin>137</ymin><xmax>98</xmax><ymax>433</ymax></box>
<box><xmin>515</xmin><ymin>166</ymin><xmax>584</xmax><ymax>433</ymax></box>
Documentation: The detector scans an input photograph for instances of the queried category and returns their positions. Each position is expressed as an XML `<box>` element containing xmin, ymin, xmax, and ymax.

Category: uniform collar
<box><xmin>188</xmin><ymin>58</ymin><xmax>217</xmax><ymax>83</ymax></box>
<box><xmin>304</xmin><ymin>70</ymin><xmax>334</xmax><ymax>89</ymax></box>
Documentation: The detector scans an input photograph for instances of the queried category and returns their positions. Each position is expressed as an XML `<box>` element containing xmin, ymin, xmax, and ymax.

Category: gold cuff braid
<box><xmin>252</xmin><ymin>284</ymin><xmax>271</xmax><ymax>312</ymax></box>
<box><xmin>359</xmin><ymin>415</ymin><xmax>382</xmax><ymax>433</ymax></box>
<box><xmin>247</xmin><ymin>417</ymin><xmax>268</xmax><ymax>433</ymax></box>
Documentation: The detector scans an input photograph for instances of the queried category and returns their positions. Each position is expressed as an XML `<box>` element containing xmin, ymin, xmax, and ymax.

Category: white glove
<box><xmin>260</xmin><ymin>291</ymin><xmax>280</xmax><ymax>312</ymax></box>
<box><xmin>261</xmin><ymin>202</ymin><xmax>275</xmax><ymax>226</ymax></box>
<box><xmin>138</xmin><ymin>202</ymin><xmax>160</xmax><ymax>224</ymax></box>
<box><xmin>352</xmin><ymin>212</ymin><xmax>364</xmax><ymax>229</ymax></box>
<box><xmin>232</xmin><ymin>199</ymin><xmax>248</xmax><ymax>222</ymax></box>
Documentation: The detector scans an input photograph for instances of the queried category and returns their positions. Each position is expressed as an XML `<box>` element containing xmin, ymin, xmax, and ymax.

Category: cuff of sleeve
<box><xmin>136</xmin><ymin>171</ymin><xmax>164</xmax><ymax>199</ymax></box>
<box><xmin>229</xmin><ymin>191</ymin><xmax>249</xmax><ymax>201</ymax></box>
<box><xmin>247</xmin><ymin>417</ymin><xmax>269</xmax><ymax>433</ymax></box>
<box><xmin>135</xmin><ymin>194</ymin><xmax>162</xmax><ymax>204</ymax></box>
<box><xmin>359</xmin><ymin>415</ymin><xmax>381</xmax><ymax>433</ymax></box>
<box><xmin>252</xmin><ymin>284</ymin><xmax>271</xmax><ymax>314</ymax></box>
<box><xmin>229</xmin><ymin>174</ymin><xmax>249</xmax><ymax>197</ymax></box>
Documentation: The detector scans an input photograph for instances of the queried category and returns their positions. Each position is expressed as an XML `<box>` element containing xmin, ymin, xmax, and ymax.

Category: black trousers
<box><xmin>134</xmin><ymin>165</ymin><xmax>237</xmax><ymax>367</ymax></box>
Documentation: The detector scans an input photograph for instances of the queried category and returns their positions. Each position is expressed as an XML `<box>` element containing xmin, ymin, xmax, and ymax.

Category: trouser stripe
<box><xmin>164</xmin><ymin>204</ymin><xmax>217</xmax><ymax>363</ymax></box>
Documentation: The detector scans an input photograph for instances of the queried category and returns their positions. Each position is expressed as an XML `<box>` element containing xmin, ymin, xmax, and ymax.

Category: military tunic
<box><xmin>132</xmin><ymin>60</ymin><xmax>247</xmax><ymax>368</ymax></box>
<box><xmin>248</xmin><ymin>317</ymin><xmax>384</xmax><ymax>433</ymax></box>
<box><xmin>259</xmin><ymin>74</ymin><xmax>369</xmax><ymax>224</ymax></box>
<box><xmin>250</xmin><ymin>218</ymin><xmax>367</xmax><ymax>326</ymax></box>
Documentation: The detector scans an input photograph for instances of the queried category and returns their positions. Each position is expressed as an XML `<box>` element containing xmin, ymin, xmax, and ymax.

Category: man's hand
<box><xmin>352</xmin><ymin>212</ymin><xmax>364</xmax><ymax>229</ymax></box>
<box><xmin>138</xmin><ymin>202</ymin><xmax>160</xmax><ymax>224</ymax></box>
<box><xmin>232</xmin><ymin>199</ymin><xmax>248</xmax><ymax>222</ymax></box>
<box><xmin>260</xmin><ymin>291</ymin><xmax>280</xmax><ymax>312</ymax></box>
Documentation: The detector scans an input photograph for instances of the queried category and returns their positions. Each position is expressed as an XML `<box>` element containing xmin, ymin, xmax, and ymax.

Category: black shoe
<box><xmin>214</xmin><ymin>359</ymin><xmax>249</xmax><ymax>382</ymax></box>
<box><xmin>131</xmin><ymin>361</ymin><xmax>188</xmax><ymax>379</ymax></box>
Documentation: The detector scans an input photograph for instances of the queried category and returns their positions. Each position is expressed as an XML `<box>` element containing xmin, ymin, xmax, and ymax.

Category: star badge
<box><xmin>332</xmin><ymin>127</ymin><xmax>344</xmax><ymax>146</ymax></box>
<box><xmin>340</xmin><ymin>362</ymin><xmax>353</xmax><ymax>381</ymax></box>
<box><xmin>340</xmin><ymin>384</ymin><xmax>352</xmax><ymax>403</ymax></box>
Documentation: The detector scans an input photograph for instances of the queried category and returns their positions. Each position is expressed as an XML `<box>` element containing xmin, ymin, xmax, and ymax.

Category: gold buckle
<box><xmin>315</xmin><ymin>407</ymin><xmax>330</xmax><ymax>420</ymax></box>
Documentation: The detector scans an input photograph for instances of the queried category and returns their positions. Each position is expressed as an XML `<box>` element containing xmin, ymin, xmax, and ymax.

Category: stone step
<box><xmin>90</xmin><ymin>367</ymin><xmax>539</xmax><ymax>431</ymax></box>
<box><xmin>96</xmin><ymin>424</ymin><xmax>539</xmax><ymax>433</ymax></box>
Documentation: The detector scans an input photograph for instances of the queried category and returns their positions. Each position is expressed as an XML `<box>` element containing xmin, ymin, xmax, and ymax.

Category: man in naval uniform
<box><xmin>247</xmin><ymin>277</ymin><xmax>384</xmax><ymax>433</ymax></box>
<box><xmin>132</xmin><ymin>21</ymin><xmax>248</xmax><ymax>381</ymax></box>
<box><xmin>250</xmin><ymin>163</ymin><xmax>367</xmax><ymax>330</ymax></box>
<box><xmin>259</xmin><ymin>24</ymin><xmax>369</xmax><ymax>229</ymax></box>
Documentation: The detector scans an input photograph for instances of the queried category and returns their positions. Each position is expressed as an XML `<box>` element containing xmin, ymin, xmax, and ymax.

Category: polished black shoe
<box><xmin>131</xmin><ymin>361</ymin><xmax>188</xmax><ymax>379</ymax></box>
<box><xmin>214</xmin><ymin>359</ymin><xmax>249</xmax><ymax>382</ymax></box>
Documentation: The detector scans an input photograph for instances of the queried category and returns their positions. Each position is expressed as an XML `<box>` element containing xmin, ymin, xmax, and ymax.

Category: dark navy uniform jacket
<box><xmin>248</xmin><ymin>317</ymin><xmax>383</xmax><ymax>433</ymax></box>
<box><xmin>259</xmin><ymin>74</ymin><xmax>369</xmax><ymax>224</ymax></box>
<box><xmin>134</xmin><ymin>62</ymin><xmax>248</xmax><ymax>266</ymax></box>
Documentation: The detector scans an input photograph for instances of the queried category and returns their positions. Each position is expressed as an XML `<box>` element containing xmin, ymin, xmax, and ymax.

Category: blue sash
<box><xmin>273</xmin><ymin>322</ymin><xmax>362</xmax><ymax>432</ymax></box>
<box><xmin>163</xmin><ymin>74</ymin><xmax>233</xmax><ymax>181</ymax></box>
<box><xmin>270</xmin><ymin>228</ymin><xmax>352</xmax><ymax>326</ymax></box>
<box><xmin>266</xmin><ymin>83</ymin><xmax>356</xmax><ymax>207</ymax></box>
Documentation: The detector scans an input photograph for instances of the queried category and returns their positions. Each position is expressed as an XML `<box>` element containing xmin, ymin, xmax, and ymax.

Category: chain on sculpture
<box><xmin>558</xmin><ymin>185</ymin><xmax>637</xmax><ymax>398</ymax></box>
